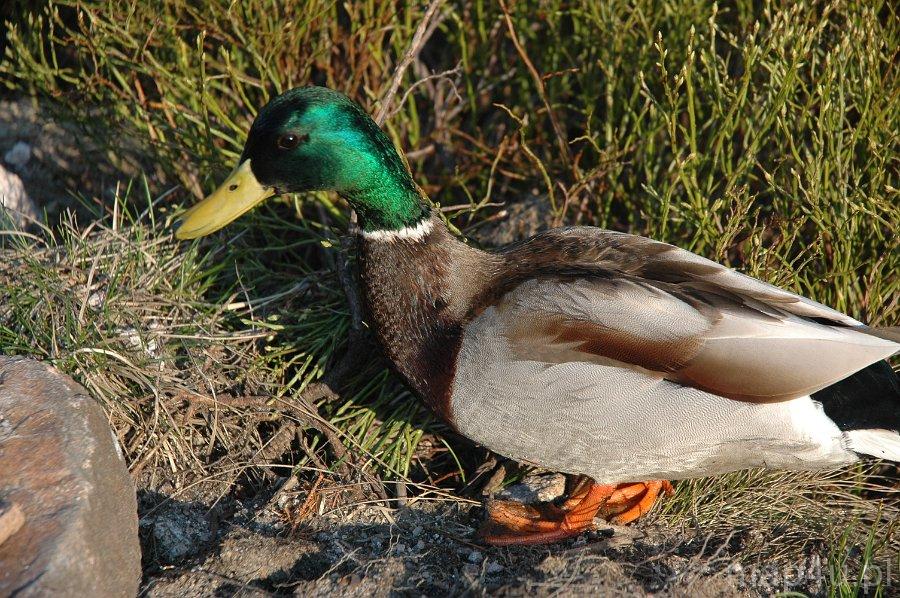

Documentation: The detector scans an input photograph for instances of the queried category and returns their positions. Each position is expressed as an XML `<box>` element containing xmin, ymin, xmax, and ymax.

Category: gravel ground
<box><xmin>135</xmin><ymin>475</ymin><xmax>844</xmax><ymax>597</ymax></box>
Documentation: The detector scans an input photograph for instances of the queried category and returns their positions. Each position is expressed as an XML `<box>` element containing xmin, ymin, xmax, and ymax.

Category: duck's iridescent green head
<box><xmin>176</xmin><ymin>86</ymin><xmax>428</xmax><ymax>239</ymax></box>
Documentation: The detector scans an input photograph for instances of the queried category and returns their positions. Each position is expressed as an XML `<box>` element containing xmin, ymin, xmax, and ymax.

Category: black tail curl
<box><xmin>813</xmin><ymin>360</ymin><xmax>900</xmax><ymax>432</ymax></box>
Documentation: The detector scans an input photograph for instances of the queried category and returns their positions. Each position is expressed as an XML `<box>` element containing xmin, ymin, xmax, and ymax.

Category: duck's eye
<box><xmin>276</xmin><ymin>133</ymin><xmax>304</xmax><ymax>150</ymax></box>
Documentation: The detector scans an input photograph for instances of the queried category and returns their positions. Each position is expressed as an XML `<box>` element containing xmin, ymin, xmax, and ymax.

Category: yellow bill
<box><xmin>175</xmin><ymin>160</ymin><xmax>275</xmax><ymax>239</ymax></box>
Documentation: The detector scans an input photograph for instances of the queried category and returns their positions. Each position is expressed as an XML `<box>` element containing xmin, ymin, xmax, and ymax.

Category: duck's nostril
<box><xmin>229</xmin><ymin>184</ymin><xmax>239</xmax><ymax>191</ymax></box>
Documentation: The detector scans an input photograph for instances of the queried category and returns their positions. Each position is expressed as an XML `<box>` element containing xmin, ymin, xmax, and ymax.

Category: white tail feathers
<box><xmin>846</xmin><ymin>429</ymin><xmax>900</xmax><ymax>461</ymax></box>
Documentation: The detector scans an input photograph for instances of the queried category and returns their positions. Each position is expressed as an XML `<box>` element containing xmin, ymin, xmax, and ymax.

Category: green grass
<box><xmin>1</xmin><ymin>0</ymin><xmax>898</xmax><ymax>592</ymax></box>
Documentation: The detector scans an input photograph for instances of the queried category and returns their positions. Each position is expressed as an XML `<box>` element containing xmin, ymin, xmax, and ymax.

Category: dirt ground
<box><xmin>135</xmin><ymin>476</ymin><xmax>849</xmax><ymax>598</ymax></box>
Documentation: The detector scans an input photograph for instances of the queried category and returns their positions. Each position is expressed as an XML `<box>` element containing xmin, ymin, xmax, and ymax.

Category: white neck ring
<box><xmin>359</xmin><ymin>218</ymin><xmax>434</xmax><ymax>243</ymax></box>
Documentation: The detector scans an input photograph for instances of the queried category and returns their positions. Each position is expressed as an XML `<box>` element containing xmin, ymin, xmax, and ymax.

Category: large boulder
<box><xmin>0</xmin><ymin>356</ymin><xmax>140</xmax><ymax>597</ymax></box>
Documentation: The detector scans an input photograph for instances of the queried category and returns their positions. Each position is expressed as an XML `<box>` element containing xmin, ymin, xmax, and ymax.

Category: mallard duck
<box><xmin>177</xmin><ymin>87</ymin><xmax>900</xmax><ymax>546</ymax></box>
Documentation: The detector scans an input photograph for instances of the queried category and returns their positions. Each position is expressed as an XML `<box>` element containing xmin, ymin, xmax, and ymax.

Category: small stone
<box><xmin>120</xmin><ymin>326</ymin><xmax>159</xmax><ymax>357</ymax></box>
<box><xmin>149</xmin><ymin>504</ymin><xmax>213</xmax><ymax>563</ymax></box>
<box><xmin>0</xmin><ymin>163</ymin><xmax>39</xmax><ymax>229</ymax></box>
<box><xmin>4</xmin><ymin>141</ymin><xmax>32</xmax><ymax>168</ymax></box>
<box><xmin>468</xmin><ymin>550</ymin><xmax>483</xmax><ymax>563</ymax></box>
<box><xmin>497</xmin><ymin>472</ymin><xmax>567</xmax><ymax>504</ymax></box>
<box><xmin>486</xmin><ymin>560</ymin><xmax>504</xmax><ymax>574</ymax></box>
<box><xmin>0</xmin><ymin>356</ymin><xmax>140</xmax><ymax>597</ymax></box>
<box><xmin>87</xmin><ymin>291</ymin><xmax>106</xmax><ymax>309</ymax></box>
<box><xmin>411</xmin><ymin>525</ymin><xmax>424</xmax><ymax>537</ymax></box>
<box><xmin>591</xmin><ymin>523</ymin><xmax>645</xmax><ymax>549</ymax></box>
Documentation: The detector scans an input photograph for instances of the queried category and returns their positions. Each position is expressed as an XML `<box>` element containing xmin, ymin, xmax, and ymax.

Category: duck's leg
<box><xmin>478</xmin><ymin>477</ymin><xmax>616</xmax><ymax>546</ymax></box>
<box><xmin>477</xmin><ymin>477</ymin><xmax>673</xmax><ymax>546</ymax></box>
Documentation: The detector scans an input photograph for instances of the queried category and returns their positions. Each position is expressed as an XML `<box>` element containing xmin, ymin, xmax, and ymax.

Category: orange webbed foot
<box><xmin>478</xmin><ymin>477</ymin><xmax>673</xmax><ymax>546</ymax></box>
<box><xmin>478</xmin><ymin>478</ymin><xmax>615</xmax><ymax>546</ymax></box>
<box><xmin>600</xmin><ymin>480</ymin><xmax>674</xmax><ymax>525</ymax></box>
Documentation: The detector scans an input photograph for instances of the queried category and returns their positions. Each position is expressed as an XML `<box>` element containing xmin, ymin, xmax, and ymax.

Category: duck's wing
<box><xmin>495</xmin><ymin>228</ymin><xmax>899</xmax><ymax>402</ymax></box>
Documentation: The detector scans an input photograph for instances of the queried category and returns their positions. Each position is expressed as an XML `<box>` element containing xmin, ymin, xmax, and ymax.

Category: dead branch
<box><xmin>180</xmin><ymin>390</ymin><xmax>354</xmax><ymax>477</ymax></box>
<box><xmin>498</xmin><ymin>0</ymin><xmax>574</xmax><ymax>176</ymax></box>
<box><xmin>279</xmin><ymin>1</ymin><xmax>446</xmax><ymax>498</ymax></box>
<box><xmin>373</xmin><ymin>0</ymin><xmax>446</xmax><ymax>127</ymax></box>
<box><xmin>336</xmin><ymin>235</ymin><xmax>364</xmax><ymax>332</ymax></box>
<box><xmin>280</xmin><ymin>385</ymin><xmax>352</xmax><ymax>473</ymax></box>
<box><xmin>388</xmin><ymin>63</ymin><xmax>462</xmax><ymax>123</ymax></box>
<box><xmin>328</xmin><ymin>0</ymin><xmax>444</xmax><ymax>381</ymax></box>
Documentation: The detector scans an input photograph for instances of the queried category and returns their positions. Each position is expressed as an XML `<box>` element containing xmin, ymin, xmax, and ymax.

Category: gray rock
<box><xmin>473</xmin><ymin>192</ymin><xmax>556</xmax><ymax>247</ymax></box>
<box><xmin>4</xmin><ymin>141</ymin><xmax>31</xmax><ymax>169</ymax></box>
<box><xmin>0</xmin><ymin>356</ymin><xmax>140</xmax><ymax>597</ymax></box>
<box><xmin>144</xmin><ymin>502</ymin><xmax>213</xmax><ymax>563</ymax></box>
<box><xmin>0</xmin><ymin>163</ymin><xmax>38</xmax><ymax>229</ymax></box>
<box><xmin>497</xmin><ymin>472</ymin><xmax>567</xmax><ymax>504</ymax></box>
<box><xmin>0</xmin><ymin>97</ymin><xmax>144</xmax><ymax>223</ymax></box>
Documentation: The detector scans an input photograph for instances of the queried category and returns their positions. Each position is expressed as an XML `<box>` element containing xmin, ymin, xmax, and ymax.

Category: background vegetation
<box><xmin>1</xmin><ymin>0</ymin><xmax>898</xmax><ymax>592</ymax></box>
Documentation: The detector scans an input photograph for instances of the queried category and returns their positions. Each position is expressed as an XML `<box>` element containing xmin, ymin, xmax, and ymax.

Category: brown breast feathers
<box><xmin>358</xmin><ymin>218</ymin><xmax>498</xmax><ymax>426</ymax></box>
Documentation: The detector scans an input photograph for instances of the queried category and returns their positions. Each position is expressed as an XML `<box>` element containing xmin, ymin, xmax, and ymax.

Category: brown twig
<box><xmin>282</xmin><ymin>384</ymin><xmax>351</xmax><ymax>470</ymax></box>
<box><xmin>277</xmin><ymin>1</ymin><xmax>445</xmax><ymax>501</ymax></box>
<box><xmin>178</xmin><ymin>390</ymin><xmax>354</xmax><ymax>477</ymax></box>
<box><xmin>336</xmin><ymin>235</ymin><xmax>364</xmax><ymax>332</ymax></box>
<box><xmin>328</xmin><ymin>0</ymin><xmax>443</xmax><ymax>370</ymax></box>
<box><xmin>373</xmin><ymin>0</ymin><xmax>446</xmax><ymax>127</ymax></box>
<box><xmin>498</xmin><ymin>0</ymin><xmax>574</xmax><ymax>176</ymax></box>
<box><xmin>291</xmin><ymin>473</ymin><xmax>326</xmax><ymax>529</ymax></box>
<box><xmin>387</xmin><ymin>63</ymin><xmax>462</xmax><ymax>123</ymax></box>
<box><xmin>328</xmin><ymin>0</ymin><xmax>444</xmax><ymax>376</ymax></box>
<box><xmin>257</xmin><ymin>422</ymin><xmax>300</xmax><ymax>467</ymax></box>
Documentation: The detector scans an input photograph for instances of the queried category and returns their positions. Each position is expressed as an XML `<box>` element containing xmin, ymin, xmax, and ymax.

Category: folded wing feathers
<box><xmin>556</xmin><ymin>228</ymin><xmax>864</xmax><ymax>327</ymax></box>
<box><xmin>500</xmin><ymin>228</ymin><xmax>898</xmax><ymax>403</ymax></box>
<box><xmin>638</xmin><ymin>243</ymin><xmax>864</xmax><ymax>327</ymax></box>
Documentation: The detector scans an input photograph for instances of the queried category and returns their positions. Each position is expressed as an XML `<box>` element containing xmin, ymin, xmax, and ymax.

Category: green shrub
<box><xmin>4</xmin><ymin>2</ymin><xmax>897</xmax><ymax>322</ymax></box>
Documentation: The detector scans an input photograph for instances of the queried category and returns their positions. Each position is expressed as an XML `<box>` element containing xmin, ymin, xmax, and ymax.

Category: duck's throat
<box><xmin>354</xmin><ymin>191</ymin><xmax>431</xmax><ymax>239</ymax></box>
<box><xmin>342</xmin><ymin>169</ymin><xmax>430</xmax><ymax>235</ymax></box>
